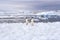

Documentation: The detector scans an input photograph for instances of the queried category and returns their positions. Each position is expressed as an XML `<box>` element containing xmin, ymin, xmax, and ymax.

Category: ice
<box><xmin>0</xmin><ymin>22</ymin><xmax>60</xmax><ymax>40</ymax></box>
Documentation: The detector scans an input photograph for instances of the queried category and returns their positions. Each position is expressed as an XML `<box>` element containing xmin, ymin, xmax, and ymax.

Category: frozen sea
<box><xmin>0</xmin><ymin>22</ymin><xmax>60</xmax><ymax>40</ymax></box>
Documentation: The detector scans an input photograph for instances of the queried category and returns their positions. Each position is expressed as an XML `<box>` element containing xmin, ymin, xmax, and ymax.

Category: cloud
<box><xmin>0</xmin><ymin>0</ymin><xmax>60</xmax><ymax>10</ymax></box>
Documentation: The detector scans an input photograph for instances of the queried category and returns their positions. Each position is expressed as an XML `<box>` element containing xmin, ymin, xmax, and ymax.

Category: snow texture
<box><xmin>0</xmin><ymin>22</ymin><xmax>60</xmax><ymax>40</ymax></box>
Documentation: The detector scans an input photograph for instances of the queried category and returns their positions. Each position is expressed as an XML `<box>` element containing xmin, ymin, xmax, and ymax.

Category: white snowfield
<box><xmin>0</xmin><ymin>22</ymin><xmax>60</xmax><ymax>40</ymax></box>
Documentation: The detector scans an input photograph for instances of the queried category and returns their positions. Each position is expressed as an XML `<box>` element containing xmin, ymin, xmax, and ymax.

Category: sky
<box><xmin>0</xmin><ymin>0</ymin><xmax>60</xmax><ymax>11</ymax></box>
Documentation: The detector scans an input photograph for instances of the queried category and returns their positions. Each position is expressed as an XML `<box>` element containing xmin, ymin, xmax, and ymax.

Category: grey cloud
<box><xmin>0</xmin><ymin>0</ymin><xmax>60</xmax><ymax>10</ymax></box>
<box><xmin>15</xmin><ymin>1</ymin><xmax>60</xmax><ymax>10</ymax></box>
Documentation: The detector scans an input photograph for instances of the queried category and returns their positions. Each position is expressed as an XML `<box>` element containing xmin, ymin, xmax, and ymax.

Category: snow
<box><xmin>0</xmin><ymin>22</ymin><xmax>60</xmax><ymax>40</ymax></box>
<box><xmin>36</xmin><ymin>11</ymin><xmax>60</xmax><ymax>15</ymax></box>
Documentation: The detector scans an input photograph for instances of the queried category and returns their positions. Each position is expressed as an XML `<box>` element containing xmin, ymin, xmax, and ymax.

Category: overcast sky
<box><xmin>0</xmin><ymin>0</ymin><xmax>60</xmax><ymax>11</ymax></box>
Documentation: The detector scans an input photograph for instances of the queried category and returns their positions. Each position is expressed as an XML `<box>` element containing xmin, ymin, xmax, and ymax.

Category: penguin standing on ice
<box><xmin>26</xmin><ymin>19</ymin><xmax>29</xmax><ymax>25</ymax></box>
<box><xmin>31</xmin><ymin>17</ymin><xmax>34</xmax><ymax>26</ymax></box>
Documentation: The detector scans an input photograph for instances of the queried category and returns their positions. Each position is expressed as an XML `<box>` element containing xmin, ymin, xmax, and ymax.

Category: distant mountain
<box><xmin>0</xmin><ymin>10</ymin><xmax>60</xmax><ymax>16</ymax></box>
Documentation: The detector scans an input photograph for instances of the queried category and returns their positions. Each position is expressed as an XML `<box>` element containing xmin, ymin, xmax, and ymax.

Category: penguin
<box><xmin>31</xmin><ymin>17</ymin><xmax>34</xmax><ymax>26</ymax></box>
<box><xmin>26</xmin><ymin>19</ymin><xmax>29</xmax><ymax>25</ymax></box>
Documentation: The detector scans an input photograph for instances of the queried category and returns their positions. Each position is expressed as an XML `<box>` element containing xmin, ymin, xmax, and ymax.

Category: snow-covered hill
<box><xmin>36</xmin><ymin>11</ymin><xmax>60</xmax><ymax>15</ymax></box>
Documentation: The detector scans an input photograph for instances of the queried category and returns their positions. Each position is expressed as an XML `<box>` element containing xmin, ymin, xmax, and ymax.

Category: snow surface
<box><xmin>0</xmin><ymin>22</ymin><xmax>60</xmax><ymax>40</ymax></box>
